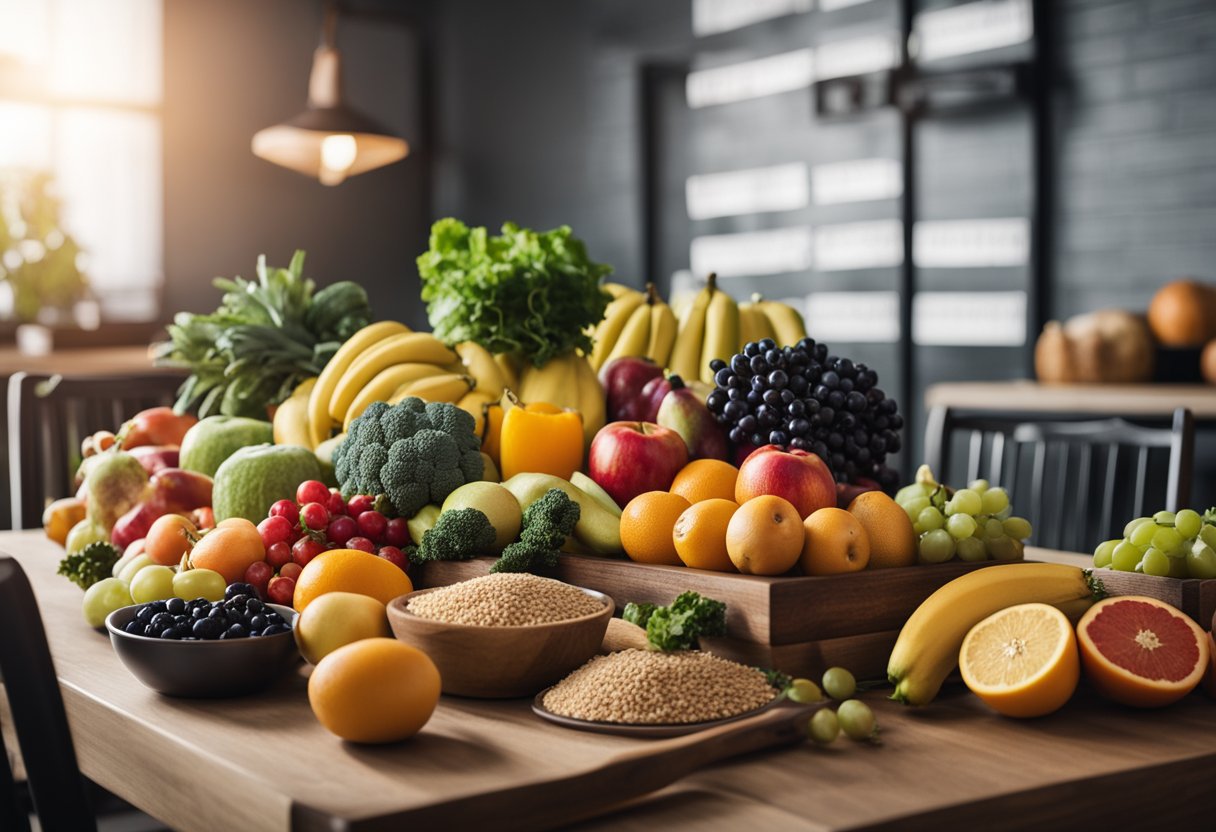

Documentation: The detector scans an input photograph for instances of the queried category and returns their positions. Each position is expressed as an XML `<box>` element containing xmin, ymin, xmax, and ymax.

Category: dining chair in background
<box><xmin>7</xmin><ymin>372</ymin><xmax>184</xmax><ymax>530</ymax></box>
<box><xmin>923</xmin><ymin>406</ymin><xmax>1194</xmax><ymax>553</ymax></box>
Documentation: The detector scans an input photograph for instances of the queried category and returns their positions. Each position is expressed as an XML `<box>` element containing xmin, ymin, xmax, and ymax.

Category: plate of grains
<box><xmin>532</xmin><ymin>649</ymin><xmax>784</xmax><ymax>738</ymax></box>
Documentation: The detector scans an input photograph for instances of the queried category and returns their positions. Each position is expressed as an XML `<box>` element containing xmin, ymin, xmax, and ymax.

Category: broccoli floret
<box><xmin>408</xmin><ymin>508</ymin><xmax>497</xmax><ymax>563</ymax></box>
<box><xmin>424</xmin><ymin>400</ymin><xmax>480</xmax><ymax>452</ymax></box>
<box><xmin>490</xmin><ymin>488</ymin><xmax>580</xmax><ymax>574</ymax></box>
<box><xmin>58</xmin><ymin>541</ymin><xmax>121</xmax><ymax>590</ymax></box>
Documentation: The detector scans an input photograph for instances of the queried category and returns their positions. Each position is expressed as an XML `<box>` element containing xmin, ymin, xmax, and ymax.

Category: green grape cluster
<box><xmin>894</xmin><ymin>476</ymin><xmax>1033</xmax><ymax>565</ymax></box>
<box><xmin>1093</xmin><ymin>508</ymin><xmax>1216</xmax><ymax>579</ymax></box>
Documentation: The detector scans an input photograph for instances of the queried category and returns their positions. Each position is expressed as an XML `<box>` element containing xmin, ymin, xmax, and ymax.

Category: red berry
<box><xmin>266</xmin><ymin>541</ymin><xmax>292</xmax><ymax>570</ymax></box>
<box><xmin>277</xmin><ymin>562</ymin><xmax>303</xmax><ymax>581</ymax></box>
<box><xmin>347</xmin><ymin>494</ymin><xmax>375</xmax><ymax>516</ymax></box>
<box><xmin>384</xmin><ymin>517</ymin><xmax>409</xmax><ymax>547</ymax></box>
<box><xmin>356</xmin><ymin>510</ymin><xmax>388</xmax><ymax>541</ymax></box>
<box><xmin>299</xmin><ymin>502</ymin><xmax>330</xmax><ymax>531</ymax></box>
<box><xmin>269</xmin><ymin>499</ymin><xmax>300</xmax><ymax>526</ymax></box>
<box><xmin>267</xmin><ymin>576</ymin><xmax>296</xmax><ymax>607</ymax></box>
<box><xmin>296</xmin><ymin>480</ymin><xmax>330</xmax><ymax>506</ymax></box>
<box><xmin>326</xmin><ymin>491</ymin><xmax>347</xmax><ymax>516</ymax></box>
<box><xmin>377</xmin><ymin>545</ymin><xmax>408</xmax><ymax>571</ymax></box>
<box><xmin>243</xmin><ymin>561</ymin><xmax>274</xmax><ymax>597</ymax></box>
<box><xmin>346</xmin><ymin>536</ymin><xmax>375</xmax><ymax>553</ymax></box>
<box><xmin>326</xmin><ymin>515</ymin><xmax>357</xmax><ymax>546</ymax></box>
<box><xmin>257</xmin><ymin>515</ymin><xmax>294</xmax><ymax>548</ymax></box>
<box><xmin>292</xmin><ymin>536</ymin><xmax>326</xmax><ymax>567</ymax></box>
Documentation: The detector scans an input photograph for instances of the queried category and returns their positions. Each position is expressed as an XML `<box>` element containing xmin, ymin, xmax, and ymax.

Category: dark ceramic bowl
<box><xmin>105</xmin><ymin>603</ymin><xmax>300</xmax><ymax>698</ymax></box>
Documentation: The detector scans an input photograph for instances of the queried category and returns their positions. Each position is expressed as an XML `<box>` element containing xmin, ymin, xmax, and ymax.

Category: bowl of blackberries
<box><xmin>105</xmin><ymin>582</ymin><xmax>300</xmax><ymax>698</ymax></box>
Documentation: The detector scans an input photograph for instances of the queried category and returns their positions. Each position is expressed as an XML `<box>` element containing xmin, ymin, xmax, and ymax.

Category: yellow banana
<box><xmin>386</xmin><ymin>373</ymin><xmax>475</xmax><ymax>408</ymax></box>
<box><xmin>646</xmin><ymin>286</ymin><xmax>678</xmax><ymax>368</ymax></box>
<box><xmin>455</xmin><ymin>389</ymin><xmax>500</xmax><ymax>437</ymax></box>
<box><xmin>757</xmin><ymin>299</ymin><xmax>808</xmax><ymax>348</ymax></box>
<box><xmin>699</xmin><ymin>276</ymin><xmax>740</xmax><ymax>384</ymax></box>
<box><xmin>329</xmin><ymin>332</ymin><xmax>456</xmax><ymax>423</ymax></box>
<box><xmin>738</xmin><ymin>296</ymin><xmax>777</xmax><ymax>349</ymax></box>
<box><xmin>604</xmin><ymin>298</ymin><xmax>652</xmax><ymax>365</ymax></box>
<box><xmin>308</xmin><ymin>320</ymin><xmax>409</xmax><ymax>446</ymax></box>
<box><xmin>888</xmin><ymin>563</ymin><xmax>1101</xmax><ymax>706</ymax></box>
<box><xmin>589</xmin><ymin>290</ymin><xmax>645</xmax><ymax>371</ymax></box>
<box><xmin>518</xmin><ymin>353</ymin><xmax>577</xmax><ymax>408</ymax></box>
<box><xmin>341</xmin><ymin>363</ymin><xmax>447</xmax><ymax>428</ymax></box>
<box><xmin>669</xmin><ymin>276</ymin><xmax>713</xmax><ymax>382</ymax></box>
<box><xmin>573</xmin><ymin>353</ymin><xmax>606</xmax><ymax>448</ymax></box>
<box><xmin>455</xmin><ymin>341</ymin><xmax>507</xmax><ymax>396</ymax></box>
<box><xmin>493</xmin><ymin>352</ymin><xmax>522</xmax><ymax>392</ymax></box>
<box><xmin>602</xmin><ymin>282</ymin><xmax>637</xmax><ymax>299</ymax></box>
<box><xmin>273</xmin><ymin>377</ymin><xmax>316</xmax><ymax>449</ymax></box>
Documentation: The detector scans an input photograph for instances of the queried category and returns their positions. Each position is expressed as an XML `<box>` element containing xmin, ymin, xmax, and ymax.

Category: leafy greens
<box><xmin>622</xmin><ymin>591</ymin><xmax>727</xmax><ymax>652</ymax></box>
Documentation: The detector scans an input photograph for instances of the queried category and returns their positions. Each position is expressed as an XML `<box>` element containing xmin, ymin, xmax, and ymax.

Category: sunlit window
<box><xmin>0</xmin><ymin>0</ymin><xmax>162</xmax><ymax>322</ymax></box>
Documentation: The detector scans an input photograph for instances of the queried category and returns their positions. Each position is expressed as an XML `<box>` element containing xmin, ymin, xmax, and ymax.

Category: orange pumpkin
<box><xmin>1148</xmin><ymin>279</ymin><xmax>1216</xmax><ymax>347</ymax></box>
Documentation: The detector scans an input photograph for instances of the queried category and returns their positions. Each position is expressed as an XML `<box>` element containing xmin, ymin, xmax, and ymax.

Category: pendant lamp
<box><xmin>251</xmin><ymin>1</ymin><xmax>408</xmax><ymax>185</ymax></box>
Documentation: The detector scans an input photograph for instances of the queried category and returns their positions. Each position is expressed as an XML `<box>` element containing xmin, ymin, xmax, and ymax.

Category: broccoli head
<box><xmin>58</xmin><ymin>541</ymin><xmax>121</xmax><ymax>591</ymax></box>
<box><xmin>490</xmin><ymin>488</ymin><xmax>580</xmax><ymax>574</ymax></box>
<box><xmin>408</xmin><ymin>507</ymin><xmax>497</xmax><ymax>563</ymax></box>
<box><xmin>334</xmin><ymin>396</ymin><xmax>485</xmax><ymax>517</ymax></box>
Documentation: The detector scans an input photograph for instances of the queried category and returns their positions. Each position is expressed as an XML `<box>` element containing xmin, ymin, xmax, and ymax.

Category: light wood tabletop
<box><xmin>3</xmin><ymin>531</ymin><xmax>1215</xmax><ymax>831</ymax></box>
<box><xmin>0</xmin><ymin>345</ymin><xmax>178</xmax><ymax>377</ymax></box>
<box><xmin>925</xmin><ymin>380</ymin><xmax>1216</xmax><ymax>419</ymax></box>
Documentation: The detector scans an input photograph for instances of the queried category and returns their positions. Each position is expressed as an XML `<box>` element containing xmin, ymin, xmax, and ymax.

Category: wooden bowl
<box><xmin>386</xmin><ymin>586</ymin><xmax>614</xmax><ymax>698</ymax></box>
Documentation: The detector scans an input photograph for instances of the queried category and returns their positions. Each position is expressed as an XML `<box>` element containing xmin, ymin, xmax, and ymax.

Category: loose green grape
<box><xmin>1200</xmin><ymin>525</ymin><xmax>1216</xmax><ymax>549</ymax></box>
<box><xmin>1153</xmin><ymin>510</ymin><xmax>1176</xmax><ymax>525</ymax></box>
<box><xmin>916</xmin><ymin>506</ymin><xmax>945</xmax><ymax>532</ymax></box>
<box><xmin>918</xmin><ymin>529</ymin><xmax>956</xmax><ymax>563</ymax></box>
<box><xmin>822</xmin><ymin>667</ymin><xmax>857</xmax><ymax>700</ymax></box>
<box><xmin>1130</xmin><ymin>520</ymin><xmax>1158</xmax><ymax>548</ymax></box>
<box><xmin>172</xmin><ymin>568</ymin><xmax>226</xmax><ymax>602</ymax></box>
<box><xmin>82</xmin><ymin>578</ymin><xmax>134</xmax><ymax>629</ymax></box>
<box><xmin>1112</xmin><ymin>540</ymin><xmax>1143</xmax><ymax>571</ymax></box>
<box><xmin>895</xmin><ymin>483</ymin><xmax>932</xmax><ymax>505</ymax></box>
<box><xmin>1141</xmin><ymin>547</ymin><xmax>1171</xmax><ymax>577</ymax></box>
<box><xmin>787</xmin><ymin>678</ymin><xmax>824</xmax><ymax>703</ymax></box>
<box><xmin>980</xmin><ymin>487</ymin><xmax>1009</xmax><ymax>515</ymax></box>
<box><xmin>1002</xmin><ymin>516</ymin><xmax>1033</xmax><ymax>540</ymax></box>
<box><xmin>1174</xmin><ymin>509</ymin><xmax>1202</xmax><ymax>540</ymax></box>
<box><xmin>987</xmin><ymin>536</ymin><xmax>1024</xmax><ymax>561</ymax></box>
<box><xmin>903</xmin><ymin>496</ymin><xmax>931</xmax><ymax>522</ymax></box>
<box><xmin>1123</xmin><ymin>516</ymin><xmax>1153</xmax><ymax>537</ymax></box>
<box><xmin>946</xmin><ymin>513</ymin><xmax>978</xmax><ymax>540</ymax></box>
<box><xmin>836</xmin><ymin>699</ymin><xmax>877</xmax><ymax>741</ymax></box>
<box><xmin>1093</xmin><ymin>539</ymin><xmax>1119</xmax><ymax>568</ymax></box>
<box><xmin>1151</xmin><ymin>526</ymin><xmax>1184</xmax><ymax>557</ymax></box>
<box><xmin>1186</xmin><ymin>542</ymin><xmax>1216</xmax><ymax>579</ymax></box>
<box><xmin>968</xmin><ymin>479</ymin><xmax>990</xmax><ymax>493</ymax></box>
<box><xmin>948</xmin><ymin>489</ymin><xmax>983</xmax><ymax>517</ymax></box>
<box><xmin>982</xmin><ymin>518</ymin><xmax>1005</xmax><ymax>539</ymax></box>
<box><xmin>956</xmin><ymin>536</ymin><xmax>988</xmax><ymax>562</ymax></box>
<box><xmin>129</xmin><ymin>565</ymin><xmax>175</xmax><ymax>604</ymax></box>
<box><xmin>808</xmin><ymin>708</ymin><xmax>840</xmax><ymax>745</ymax></box>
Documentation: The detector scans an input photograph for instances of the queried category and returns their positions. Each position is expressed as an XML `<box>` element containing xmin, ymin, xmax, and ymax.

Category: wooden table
<box><xmin>925</xmin><ymin>380</ymin><xmax>1216</xmax><ymax>419</ymax></box>
<box><xmin>0</xmin><ymin>345</ymin><xmax>173</xmax><ymax>377</ymax></box>
<box><xmin>4</xmin><ymin>532</ymin><xmax>1216</xmax><ymax>831</ymax></box>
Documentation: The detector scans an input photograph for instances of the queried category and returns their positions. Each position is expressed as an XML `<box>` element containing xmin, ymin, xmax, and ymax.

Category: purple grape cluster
<box><xmin>705</xmin><ymin>337</ymin><xmax>902</xmax><ymax>488</ymax></box>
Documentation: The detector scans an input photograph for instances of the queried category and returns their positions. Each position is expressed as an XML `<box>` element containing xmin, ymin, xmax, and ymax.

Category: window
<box><xmin>0</xmin><ymin>0</ymin><xmax>162</xmax><ymax>321</ymax></box>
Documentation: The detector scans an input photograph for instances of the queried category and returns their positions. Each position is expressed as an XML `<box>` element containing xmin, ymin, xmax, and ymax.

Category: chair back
<box><xmin>7</xmin><ymin>371</ymin><xmax>184</xmax><ymax>530</ymax></box>
<box><xmin>0</xmin><ymin>556</ymin><xmax>96</xmax><ymax>831</ymax></box>
<box><xmin>923</xmin><ymin>406</ymin><xmax>1194</xmax><ymax>552</ymax></box>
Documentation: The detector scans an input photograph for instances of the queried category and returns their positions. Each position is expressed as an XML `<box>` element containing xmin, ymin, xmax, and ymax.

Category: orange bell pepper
<box><xmin>500</xmin><ymin>396</ymin><xmax>584</xmax><ymax>481</ymax></box>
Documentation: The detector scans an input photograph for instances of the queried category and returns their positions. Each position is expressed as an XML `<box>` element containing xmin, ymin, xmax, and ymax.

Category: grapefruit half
<box><xmin>1076</xmin><ymin>596</ymin><xmax>1209</xmax><ymax>708</ymax></box>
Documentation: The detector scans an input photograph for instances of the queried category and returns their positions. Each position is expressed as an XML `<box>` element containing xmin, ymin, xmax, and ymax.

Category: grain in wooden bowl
<box><xmin>407</xmin><ymin>573</ymin><xmax>604</xmax><ymax>626</ymax></box>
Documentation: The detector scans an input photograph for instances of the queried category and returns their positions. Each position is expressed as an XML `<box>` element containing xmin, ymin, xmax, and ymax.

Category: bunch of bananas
<box><xmin>669</xmin><ymin>272</ymin><xmax>740</xmax><ymax>385</ymax></box>
<box><xmin>516</xmin><ymin>351</ymin><xmax>606</xmax><ymax>447</ymax></box>
<box><xmin>589</xmin><ymin>282</ymin><xmax>678</xmax><ymax>371</ymax></box>
<box><xmin>738</xmin><ymin>293</ymin><xmax>808</xmax><ymax>353</ymax></box>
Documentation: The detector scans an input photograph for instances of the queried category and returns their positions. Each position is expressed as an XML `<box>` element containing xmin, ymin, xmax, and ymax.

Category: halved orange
<box><xmin>1076</xmin><ymin>595</ymin><xmax>1209</xmax><ymax>708</ymax></box>
<box><xmin>959</xmin><ymin>602</ymin><xmax>1079</xmax><ymax>718</ymax></box>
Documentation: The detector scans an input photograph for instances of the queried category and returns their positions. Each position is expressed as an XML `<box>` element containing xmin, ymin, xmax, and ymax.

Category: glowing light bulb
<box><xmin>319</xmin><ymin>134</ymin><xmax>358</xmax><ymax>185</ymax></box>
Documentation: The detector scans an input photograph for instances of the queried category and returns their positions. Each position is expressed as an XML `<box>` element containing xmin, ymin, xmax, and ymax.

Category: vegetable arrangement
<box><xmin>153</xmin><ymin>251</ymin><xmax>372</xmax><ymax>419</ymax></box>
<box><xmin>623</xmin><ymin>591</ymin><xmax>727</xmax><ymax>652</ymax></box>
<box><xmin>416</xmin><ymin>219</ymin><xmax>612</xmax><ymax>367</ymax></box>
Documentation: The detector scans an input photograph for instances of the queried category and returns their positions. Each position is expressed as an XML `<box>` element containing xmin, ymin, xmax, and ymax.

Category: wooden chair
<box><xmin>923</xmin><ymin>406</ymin><xmax>1194</xmax><ymax>552</ymax></box>
<box><xmin>0</xmin><ymin>556</ymin><xmax>96</xmax><ymax>831</ymax></box>
<box><xmin>7</xmin><ymin>372</ymin><xmax>184</xmax><ymax>530</ymax></box>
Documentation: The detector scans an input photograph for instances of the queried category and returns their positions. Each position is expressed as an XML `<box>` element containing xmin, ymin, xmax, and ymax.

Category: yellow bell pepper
<box><xmin>500</xmin><ymin>396</ymin><xmax>584</xmax><ymax>481</ymax></box>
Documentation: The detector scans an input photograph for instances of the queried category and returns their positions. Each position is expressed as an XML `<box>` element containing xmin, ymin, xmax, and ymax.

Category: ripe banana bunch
<box><xmin>589</xmin><ymin>282</ymin><xmax>677</xmax><ymax>371</ymax></box>
<box><xmin>888</xmin><ymin>563</ymin><xmax>1101</xmax><ymax>706</ymax></box>
<box><xmin>738</xmin><ymin>293</ymin><xmax>808</xmax><ymax>351</ymax></box>
<box><xmin>272</xmin><ymin>377</ymin><xmax>317</xmax><ymax>449</ymax></box>
<box><xmin>451</xmin><ymin>340</ymin><xmax>510</xmax><ymax>438</ymax></box>
<box><xmin>669</xmin><ymin>273</ymin><xmax>740</xmax><ymax>385</ymax></box>
<box><xmin>517</xmin><ymin>351</ymin><xmax>606</xmax><ymax>447</ymax></box>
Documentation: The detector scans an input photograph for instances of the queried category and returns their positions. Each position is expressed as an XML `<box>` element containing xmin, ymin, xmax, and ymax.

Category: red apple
<box><xmin>128</xmin><ymin>445</ymin><xmax>180</xmax><ymax>477</ymax></box>
<box><xmin>588</xmin><ymin>421</ymin><xmax>689</xmax><ymax>508</ymax></box>
<box><xmin>735</xmin><ymin>444</ymin><xmax>837</xmax><ymax>519</ymax></box>
<box><xmin>634</xmin><ymin>375</ymin><xmax>673</xmax><ymax>423</ymax></box>
<box><xmin>599</xmin><ymin>357</ymin><xmax>664</xmax><ymax>422</ymax></box>
<box><xmin>147</xmin><ymin>468</ymin><xmax>213</xmax><ymax>513</ymax></box>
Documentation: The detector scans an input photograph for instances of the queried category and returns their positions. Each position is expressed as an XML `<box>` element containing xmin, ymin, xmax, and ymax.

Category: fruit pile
<box><xmin>706</xmin><ymin>337</ymin><xmax>901</xmax><ymax>488</ymax></box>
<box><xmin>1093</xmin><ymin>508</ymin><xmax>1216</xmax><ymax>578</ymax></box>
<box><xmin>895</xmin><ymin>469</ymin><xmax>1032</xmax><ymax>564</ymax></box>
<box><xmin>119</xmin><ymin>583</ymin><xmax>290</xmax><ymax>640</ymax></box>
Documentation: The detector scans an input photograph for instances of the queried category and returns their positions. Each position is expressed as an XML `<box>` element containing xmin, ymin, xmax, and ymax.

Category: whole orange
<box><xmin>620</xmin><ymin>491</ymin><xmax>691</xmax><ymax>566</ymax></box>
<box><xmin>801</xmin><ymin>508</ymin><xmax>870</xmax><ymax>575</ymax></box>
<box><xmin>308</xmin><ymin>638</ymin><xmax>440</xmax><ymax>743</ymax></box>
<box><xmin>188</xmin><ymin>518</ymin><xmax>265</xmax><ymax>583</ymax></box>
<box><xmin>293</xmin><ymin>548</ymin><xmax>414</xmax><ymax>612</ymax></box>
<box><xmin>672</xmin><ymin>499</ymin><xmax>738</xmax><ymax>572</ymax></box>
<box><xmin>145</xmin><ymin>513</ymin><xmax>199</xmax><ymax>566</ymax></box>
<box><xmin>725</xmin><ymin>495</ymin><xmax>804</xmax><ymax>575</ymax></box>
<box><xmin>847</xmin><ymin>491</ymin><xmax>916</xmax><ymax>569</ymax></box>
<box><xmin>670</xmin><ymin>459</ymin><xmax>739</xmax><ymax>504</ymax></box>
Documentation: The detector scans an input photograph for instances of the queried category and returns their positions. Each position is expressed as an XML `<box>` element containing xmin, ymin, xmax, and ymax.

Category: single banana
<box><xmin>589</xmin><ymin>290</ymin><xmax>645</xmax><ymax>371</ymax></box>
<box><xmin>455</xmin><ymin>341</ymin><xmax>507</xmax><ymax>396</ymax></box>
<box><xmin>341</xmin><ymin>363</ymin><xmax>447</xmax><ymax>428</ymax></box>
<box><xmin>646</xmin><ymin>286</ymin><xmax>679</xmax><ymax>368</ymax></box>
<box><xmin>518</xmin><ymin>353</ymin><xmax>577</xmax><ymax>409</ymax></box>
<box><xmin>329</xmin><ymin>332</ymin><xmax>456</xmax><ymax>422</ymax></box>
<box><xmin>307</xmin><ymin>320</ymin><xmax>409</xmax><ymax>447</ymax></box>
<box><xmin>493</xmin><ymin>352</ymin><xmax>522</xmax><ymax>392</ymax></box>
<box><xmin>602</xmin><ymin>281</ymin><xmax>637</xmax><ymax>299</ymax></box>
<box><xmin>573</xmin><ymin>353</ymin><xmax>606</xmax><ymax>448</ymax></box>
<box><xmin>669</xmin><ymin>275</ymin><xmax>713</xmax><ymax>382</ymax></box>
<box><xmin>391</xmin><ymin>373</ymin><xmax>475</xmax><ymax>407</ymax></box>
<box><xmin>888</xmin><ymin>563</ymin><xmax>1102</xmax><ymax>707</ymax></box>
<box><xmin>757</xmin><ymin>299</ymin><xmax>808</xmax><ymax>348</ymax></box>
<box><xmin>738</xmin><ymin>295</ymin><xmax>777</xmax><ymax>349</ymax></box>
<box><xmin>604</xmin><ymin>298</ymin><xmax>652</xmax><ymax>365</ymax></box>
<box><xmin>273</xmin><ymin>377</ymin><xmax>316</xmax><ymax>449</ymax></box>
<box><xmin>455</xmin><ymin>389</ymin><xmax>500</xmax><ymax>437</ymax></box>
<box><xmin>699</xmin><ymin>275</ymin><xmax>740</xmax><ymax>384</ymax></box>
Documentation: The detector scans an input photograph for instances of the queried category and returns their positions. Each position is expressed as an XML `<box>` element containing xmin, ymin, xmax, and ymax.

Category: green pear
<box><xmin>441</xmin><ymin>481</ymin><xmax>521</xmax><ymax>552</ymax></box>
<box><xmin>407</xmin><ymin>505</ymin><xmax>441</xmax><ymax>545</ymax></box>
<box><xmin>569</xmin><ymin>471</ymin><xmax>622</xmax><ymax>517</ymax></box>
<box><xmin>501</xmin><ymin>473</ymin><xmax>622</xmax><ymax>556</ymax></box>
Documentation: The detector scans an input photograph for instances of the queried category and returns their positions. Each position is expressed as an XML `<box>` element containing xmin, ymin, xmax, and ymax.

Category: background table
<box><xmin>925</xmin><ymin>380</ymin><xmax>1216</xmax><ymax>419</ymax></box>
<box><xmin>3</xmin><ymin>531</ymin><xmax>1215</xmax><ymax>831</ymax></box>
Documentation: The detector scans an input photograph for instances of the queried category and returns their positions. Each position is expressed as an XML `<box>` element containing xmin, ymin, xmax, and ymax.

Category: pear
<box><xmin>656</xmin><ymin>375</ymin><xmax>729</xmax><ymax>461</ymax></box>
<box><xmin>85</xmin><ymin>450</ymin><xmax>150</xmax><ymax>530</ymax></box>
<box><xmin>500</xmin><ymin>473</ymin><xmax>622</xmax><ymax>556</ymax></box>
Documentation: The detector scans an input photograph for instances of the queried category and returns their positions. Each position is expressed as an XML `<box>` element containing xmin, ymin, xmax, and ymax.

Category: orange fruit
<box><xmin>725</xmin><ymin>495</ymin><xmax>804</xmax><ymax>575</ymax></box>
<box><xmin>800</xmin><ymin>508</ymin><xmax>870</xmax><ymax>576</ymax></box>
<box><xmin>1076</xmin><ymin>596</ymin><xmax>1210</xmax><ymax>708</ymax></box>
<box><xmin>188</xmin><ymin>518</ymin><xmax>265</xmax><ymax>583</ymax></box>
<box><xmin>293</xmin><ymin>548</ymin><xmax>414</xmax><ymax>613</ymax></box>
<box><xmin>308</xmin><ymin>638</ymin><xmax>440</xmax><ymax>743</ymax></box>
<box><xmin>847</xmin><ymin>491</ymin><xmax>916</xmax><ymax>569</ymax></box>
<box><xmin>670</xmin><ymin>459</ymin><xmax>739</xmax><ymax>505</ymax></box>
<box><xmin>145</xmin><ymin>514</ymin><xmax>199</xmax><ymax>566</ymax></box>
<box><xmin>960</xmin><ymin>603</ymin><xmax>1080</xmax><ymax>718</ymax></box>
<box><xmin>672</xmin><ymin>499</ymin><xmax>738</xmax><ymax>572</ymax></box>
<box><xmin>620</xmin><ymin>491</ymin><xmax>691</xmax><ymax>566</ymax></box>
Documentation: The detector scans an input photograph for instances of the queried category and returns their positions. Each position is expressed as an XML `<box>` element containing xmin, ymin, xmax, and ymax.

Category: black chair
<box><xmin>923</xmin><ymin>406</ymin><xmax>1194</xmax><ymax>552</ymax></box>
<box><xmin>0</xmin><ymin>556</ymin><xmax>96</xmax><ymax>832</ymax></box>
<box><xmin>7</xmin><ymin>372</ymin><xmax>184</xmax><ymax>530</ymax></box>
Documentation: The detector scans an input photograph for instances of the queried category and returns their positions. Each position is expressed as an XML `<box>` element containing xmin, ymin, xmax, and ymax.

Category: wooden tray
<box><xmin>1092</xmin><ymin>568</ymin><xmax>1216</xmax><ymax>629</ymax></box>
